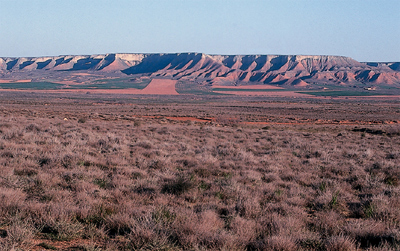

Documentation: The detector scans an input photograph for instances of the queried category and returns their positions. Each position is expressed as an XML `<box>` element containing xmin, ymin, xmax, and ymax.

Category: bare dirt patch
<box><xmin>140</xmin><ymin>78</ymin><xmax>178</xmax><ymax>95</ymax></box>
<box><xmin>165</xmin><ymin>116</ymin><xmax>211</xmax><ymax>122</ymax></box>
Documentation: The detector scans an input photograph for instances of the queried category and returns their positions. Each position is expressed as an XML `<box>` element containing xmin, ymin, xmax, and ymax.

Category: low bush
<box><xmin>0</xmin><ymin>98</ymin><xmax>399</xmax><ymax>250</ymax></box>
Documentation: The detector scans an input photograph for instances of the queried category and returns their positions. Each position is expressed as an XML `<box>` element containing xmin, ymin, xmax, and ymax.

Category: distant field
<box><xmin>66</xmin><ymin>78</ymin><xmax>151</xmax><ymax>89</ymax></box>
<box><xmin>1</xmin><ymin>77</ymin><xmax>400</xmax><ymax>99</ymax></box>
<box><xmin>300</xmin><ymin>90</ymin><xmax>396</xmax><ymax>97</ymax></box>
<box><xmin>0</xmin><ymin>78</ymin><xmax>152</xmax><ymax>90</ymax></box>
<box><xmin>212</xmin><ymin>87</ymin><xmax>400</xmax><ymax>97</ymax></box>
<box><xmin>212</xmin><ymin>88</ymin><xmax>293</xmax><ymax>92</ymax></box>
<box><xmin>176</xmin><ymin>81</ymin><xmax>218</xmax><ymax>95</ymax></box>
<box><xmin>0</xmin><ymin>82</ymin><xmax>64</xmax><ymax>90</ymax></box>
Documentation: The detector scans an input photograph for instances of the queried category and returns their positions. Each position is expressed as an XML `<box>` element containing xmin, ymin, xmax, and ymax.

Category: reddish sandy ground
<box><xmin>212</xmin><ymin>84</ymin><xmax>284</xmax><ymax>89</ymax></box>
<box><xmin>139</xmin><ymin>79</ymin><xmax>178</xmax><ymax>95</ymax></box>
<box><xmin>165</xmin><ymin>116</ymin><xmax>211</xmax><ymax>122</ymax></box>
<box><xmin>240</xmin><ymin>120</ymin><xmax>400</xmax><ymax>126</ymax></box>
<box><xmin>129</xmin><ymin>115</ymin><xmax>398</xmax><ymax>125</ymax></box>
<box><xmin>135</xmin><ymin>116</ymin><xmax>212</xmax><ymax>122</ymax></box>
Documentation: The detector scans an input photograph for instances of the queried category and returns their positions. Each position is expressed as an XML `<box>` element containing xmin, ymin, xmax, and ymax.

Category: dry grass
<box><xmin>0</xmin><ymin>94</ymin><xmax>399</xmax><ymax>250</ymax></box>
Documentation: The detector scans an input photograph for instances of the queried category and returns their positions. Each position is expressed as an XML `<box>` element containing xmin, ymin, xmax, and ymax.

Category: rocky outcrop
<box><xmin>1</xmin><ymin>53</ymin><xmax>399</xmax><ymax>86</ymax></box>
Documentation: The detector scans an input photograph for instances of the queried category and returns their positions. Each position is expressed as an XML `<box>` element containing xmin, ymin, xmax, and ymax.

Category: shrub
<box><xmin>78</xmin><ymin>118</ymin><xmax>86</xmax><ymax>123</ymax></box>
<box><xmin>161</xmin><ymin>177</ymin><xmax>193</xmax><ymax>196</ymax></box>
<box><xmin>7</xmin><ymin>217</ymin><xmax>36</xmax><ymax>246</ymax></box>
<box><xmin>325</xmin><ymin>235</ymin><xmax>357</xmax><ymax>251</ymax></box>
<box><xmin>0</xmin><ymin>98</ymin><xmax>399</xmax><ymax>249</ymax></box>
<box><xmin>152</xmin><ymin>206</ymin><xmax>176</xmax><ymax>226</ymax></box>
<box><xmin>41</xmin><ymin>218</ymin><xmax>84</xmax><ymax>241</ymax></box>
<box><xmin>25</xmin><ymin>124</ymin><xmax>40</xmax><ymax>132</ymax></box>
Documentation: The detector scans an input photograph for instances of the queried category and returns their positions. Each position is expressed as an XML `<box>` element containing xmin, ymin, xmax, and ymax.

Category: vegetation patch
<box><xmin>0</xmin><ymin>96</ymin><xmax>399</xmax><ymax>250</ymax></box>
<box><xmin>66</xmin><ymin>78</ymin><xmax>151</xmax><ymax>89</ymax></box>
<box><xmin>0</xmin><ymin>82</ymin><xmax>64</xmax><ymax>90</ymax></box>
<box><xmin>300</xmin><ymin>90</ymin><xmax>394</xmax><ymax>96</ymax></box>
<box><xmin>212</xmin><ymin>88</ymin><xmax>292</xmax><ymax>92</ymax></box>
<box><xmin>176</xmin><ymin>81</ymin><xmax>217</xmax><ymax>95</ymax></box>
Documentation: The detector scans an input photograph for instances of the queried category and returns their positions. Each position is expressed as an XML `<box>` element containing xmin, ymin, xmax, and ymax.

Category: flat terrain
<box><xmin>0</xmin><ymin>92</ymin><xmax>399</xmax><ymax>250</ymax></box>
<box><xmin>43</xmin><ymin>79</ymin><xmax>179</xmax><ymax>95</ymax></box>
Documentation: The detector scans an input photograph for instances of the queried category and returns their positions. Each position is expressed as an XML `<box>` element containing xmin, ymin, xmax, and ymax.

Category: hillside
<box><xmin>1</xmin><ymin>53</ymin><xmax>400</xmax><ymax>88</ymax></box>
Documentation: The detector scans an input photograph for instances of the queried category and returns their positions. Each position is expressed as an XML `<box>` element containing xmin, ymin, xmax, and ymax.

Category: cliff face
<box><xmin>1</xmin><ymin>53</ymin><xmax>399</xmax><ymax>86</ymax></box>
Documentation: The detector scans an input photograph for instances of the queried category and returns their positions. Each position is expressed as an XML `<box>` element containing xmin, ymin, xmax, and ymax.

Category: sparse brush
<box><xmin>326</xmin><ymin>235</ymin><xmax>357</xmax><ymax>251</ymax></box>
<box><xmin>0</xmin><ymin>98</ymin><xmax>399</xmax><ymax>250</ymax></box>
<box><xmin>6</xmin><ymin>217</ymin><xmax>36</xmax><ymax>246</ymax></box>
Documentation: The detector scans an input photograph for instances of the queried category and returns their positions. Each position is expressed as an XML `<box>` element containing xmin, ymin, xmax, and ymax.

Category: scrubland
<box><xmin>0</xmin><ymin>93</ymin><xmax>399</xmax><ymax>250</ymax></box>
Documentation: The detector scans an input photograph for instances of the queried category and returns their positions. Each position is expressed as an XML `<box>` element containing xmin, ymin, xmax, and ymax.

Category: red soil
<box><xmin>240</xmin><ymin>120</ymin><xmax>397</xmax><ymax>126</ymax></box>
<box><xmin>165</xmin><ymin>116</ymin><xmax>211</xmax><ymax>122</ymax></box>
<box><xmin>131</xmin><ymin>115</ymin><xmax>211</xmax><ymax>122</ymax></box>
<box><xmin>139</xmin><ymin>79</ymin><xmax>178</xmax><ymax>95</ymax></box>
<box><xmin>130</xmin><ymin>115</ymin><xmax>398</xmax><ymax>126</ymax></box>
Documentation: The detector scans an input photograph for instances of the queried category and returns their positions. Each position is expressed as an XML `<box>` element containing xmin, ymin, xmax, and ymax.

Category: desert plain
<box><xmin>0</xmin><ymin>53</ymin><xmax>399</xmax><ymax>250</ymax></box>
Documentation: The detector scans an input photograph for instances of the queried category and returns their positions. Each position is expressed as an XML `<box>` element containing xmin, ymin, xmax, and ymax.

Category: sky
<box><xmin>0</xmin><ymin>0</ymin><xmax>399</xmax><ymax>62</ymax></box>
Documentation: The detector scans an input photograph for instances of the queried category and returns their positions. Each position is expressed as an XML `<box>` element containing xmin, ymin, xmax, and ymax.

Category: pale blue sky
<box><xmin>0</xmin><ymin>0</ymin><xmax>399</xmax><ymax>62</ymax></box>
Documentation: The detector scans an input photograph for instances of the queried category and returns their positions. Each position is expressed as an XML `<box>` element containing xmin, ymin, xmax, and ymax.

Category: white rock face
<box><xmin>0</xmin><ymin>58</ymin><xmax>6</xmax><ymax>70</ymax></box>
<box><xmin>115</xmin><ymin>53</ymin><xmax>145</xmax><ymax>62</ymax></box>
